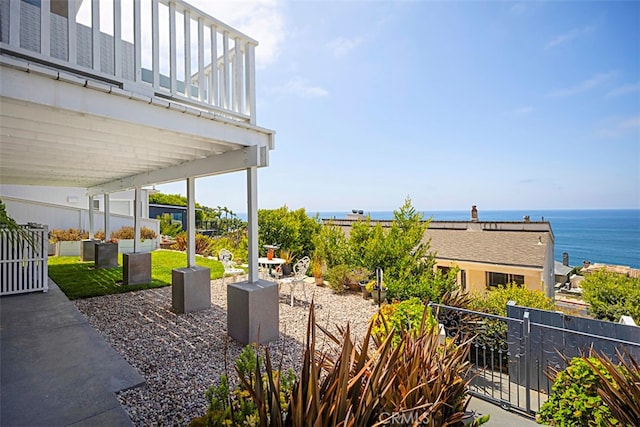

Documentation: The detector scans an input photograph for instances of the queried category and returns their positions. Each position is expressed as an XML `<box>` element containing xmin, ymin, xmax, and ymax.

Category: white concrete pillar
<box><xmin>134</xmin><ymin>187</ymin><xmax>141</xmax><ymax>252</ymax></box>
<box><xmin>88</xmin><ymin>195</ymin><xmax>95</xmax><ymax>239</ymax></box>
<box><xmin>186</xmin><ymin>178</ymin><xmax>196</xmax><ymax>267</ymax></box>
<box><xmin>104</xmin><ymin>194</ymin><xmax>111</xmax><ymax>241</ymax></box>
<box><xmin>246</xmin><ymin>167</ymin><xmax>258</xmax><ymax>283</ymax></box>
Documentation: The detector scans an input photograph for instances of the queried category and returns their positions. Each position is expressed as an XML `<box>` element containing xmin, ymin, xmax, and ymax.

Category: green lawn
<box><xmin>48</xmin><ymin>250</ymin><xmax>226</xmax><ymax>300</ymax></box>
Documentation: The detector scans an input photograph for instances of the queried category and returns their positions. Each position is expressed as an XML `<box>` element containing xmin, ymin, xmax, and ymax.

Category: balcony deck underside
<box><xmin>0</xmin><ymin>60</ymin><xmax>273</xmax><ymax>194</ymax></box>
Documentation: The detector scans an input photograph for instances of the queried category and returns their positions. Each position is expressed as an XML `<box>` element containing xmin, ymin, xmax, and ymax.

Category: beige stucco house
<box><xmin>326</xmin><ymin>214</ymin><xmax>555</xmax><ymax>298</ymax></box>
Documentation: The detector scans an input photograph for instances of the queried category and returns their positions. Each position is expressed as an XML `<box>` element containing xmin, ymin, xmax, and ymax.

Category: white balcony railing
<box><xmin>0</xmin><ymin>0</ymin><xmax>257</xmax><ymax>123</ymax></box>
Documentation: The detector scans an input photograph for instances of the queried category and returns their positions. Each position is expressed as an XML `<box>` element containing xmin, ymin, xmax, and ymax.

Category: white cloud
<box><xmin>596</xmin><ymin>115</ymin><xmax>640</xmax><ymax>137</ymax></box>
<box><xmin>545</xmin><ymin>26</ymin><xmax>595</xmax><ymax>50</ymax></box>
<box><xmin>547</xmin><ymin>71</ymin><xmax>615</xmax><ymax>97</ymax></box>
<box><xmin>271</xmin><ymin>77</ymin><xmax>329</xmax><ymax>98</ymax></box>
<box><xmin>327</xmin><ymin>36</ymin><xmax>366</xmax><ymax>57</ymax></box>
<box><xmin>513</xmin><ymin>106</ymin><xmax>534</xmax><ymax>115</ymax></box>
<box><xmin>606</xmin><ymin>83</ymin><xmax>640</xmax><ymax>98</ymax></box>
<box><xmin>186</xmin><ymin>0</ymin><xmax>286</xmax><ymax>69</ymax></box>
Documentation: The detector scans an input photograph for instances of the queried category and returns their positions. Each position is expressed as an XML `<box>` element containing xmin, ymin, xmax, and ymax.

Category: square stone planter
<box><xmin>81</xmin><ymin>239</ymin><xmax>100</xmax><ymax>261</ymax></box>
<box><xmin>95</xmin><ymin>242</ymin><xmax>119</xmax><ymax>269</ymax></box>
<box><xmin>123</xmin><ymin>252</ymin><xmax>152</xmax><ymax>285</ymax></box>
<box><xmin>172</xmin><ymin>266</ymin><xmax>211</xmax><ymax>314</ymax></box>
<box><xmin>118</xmin><ymin>239</ymin><xmax>156</xmax><ymax>254</ymax></box>
<box><xmin>55</xmin><ymin>241</ymin><xmax>81</xmax><ymax>257</ymax></box>
<box><xmin>227</xmin><ymin>280</ymin><xmax>279</xmax><ymax>345</ymax></box>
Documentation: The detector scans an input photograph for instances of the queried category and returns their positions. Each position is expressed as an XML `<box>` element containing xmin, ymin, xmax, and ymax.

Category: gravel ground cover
<box><xmin>73</xmin><ymin>277</ymin><xmax>379</xmax><ymax>426</ymax></box>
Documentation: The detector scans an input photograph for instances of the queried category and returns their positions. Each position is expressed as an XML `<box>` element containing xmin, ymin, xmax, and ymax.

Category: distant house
<box><xmin>325</xmin><ymin>210</ymin><xmax>556</xmax><ymax>298</ymax></box>
<box><xmin>554</xmin><ymin>261</ymin><xmax>573</xmax><ymax>287</ymax></box>
<box><xmin>148</xmin><ymin>204</ymin><xmax>189</xmax><ymax>231</ymax></box>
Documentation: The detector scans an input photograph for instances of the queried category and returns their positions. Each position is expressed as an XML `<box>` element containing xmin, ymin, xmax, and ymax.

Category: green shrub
<box><xmin>314</xmin><ymin>197</ymin><xmax>461</xmax><ymax>303</ymax></box>
<box><xmin>537</xmin><ymin>357</ymin><xmax>619</xmax><ymax>426</ymax></box>
<box><xmin>585</xmin><ymin>349</ymin><xmax>640</xmax><ymax>426</ymax></box>
<box><xmin>470</xmin><ymin>283</ymin><xmax>555</xmax><ymax>316</ymax></box>
<box><xmin>258</xmin><ymin>206</ymin><xmax>321</xmax><ymax>259</ymax></box>
<box><xmin>324</xmin><ymin>264</ymin><xmax>351</xmax><ymax>294</ymax></box>
<box><xmin>386</xmin><ymin>265</ymin><xmax>460</xmax><ymax>303</ymax></box>
<box><xmin>370</xmin><ymin>298</ymin><xmax>437</xmax><ymax>345</ymax></box>
<box><xmin>158</xmin><ymin>213</ymin><xmax>183</xmax><ymax>237</ymax></box>
<box><xmin>190</xmin><ymin>345</ymin><xmax>296</xmax><ymax>427</ymax></box>
<box><xmin>171</xmin><ymin>233</ymin><xmax>215</xmax><ymax>257</ymax></box>
<box><xmin>581</xmin><ymin>269</ymin><xmax>640</xmax><ymax>323</ymax></box>
<box><xmin>312</xmin><ymin>223</ymin><xmax>350</xmax><ymax>268</ymax></box>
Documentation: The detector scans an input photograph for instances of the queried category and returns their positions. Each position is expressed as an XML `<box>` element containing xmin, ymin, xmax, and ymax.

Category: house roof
<box><xmin>554</xmin><ymin>261</ymin><xmax>573</xmax><ymax>276</ymax></box>
<box><xmin>423</xmin><ymin>228</ymin><xmax>550</xmax><ymax>268</ymax></box>
<box><xmin>325</xmin><ymin>218</ymin><xmax>552</xmax><ymax>269</ymax></box>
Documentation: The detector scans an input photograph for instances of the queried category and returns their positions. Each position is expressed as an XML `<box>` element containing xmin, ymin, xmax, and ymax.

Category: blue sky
<box><xmin>157</xmin><ymin>1</ymin><xmax>640</xmax><ymax>214</ymax></box>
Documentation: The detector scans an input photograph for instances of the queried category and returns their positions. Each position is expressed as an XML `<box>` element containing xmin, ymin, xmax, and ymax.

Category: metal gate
<box><xmin>430</xmin><ymin>302</ymin><xmax>640</xmax><ymax>418</ymax></box>
<box><xmin>0</xmin><ymin>225</ymin><xmax>49</xmax><ymax>295</ymax></box>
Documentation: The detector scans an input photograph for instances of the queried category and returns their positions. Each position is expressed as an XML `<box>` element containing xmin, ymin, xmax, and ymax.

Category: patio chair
<box><xmin>219</xmin><ymin>249</ymin><xmax>244</xmax><ymax>285</ymax></box>
<box><xmin>278</xmin><ymin>256</ymin><xmax>310</xmax><ymax>307</ymax></box>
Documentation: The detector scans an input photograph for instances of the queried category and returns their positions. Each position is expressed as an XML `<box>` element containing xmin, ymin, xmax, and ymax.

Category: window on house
<box><xmin>460</xmin><ymin>270</ymin><xmax>466</xmax><ymax>291</ymax></box>
<box><xmin>93</xmin><ymin>199</ymin><xmax>100</xmax><ymax>210</ymax></box>
<box><xmin>486</xmin><ymin>271</ymin><xmax>524</xmax><ymax>288</ymax></box>
<box><xmin>437</xmin><ymin>266</ymin><xmax>450</xmax><ymax>276</ymax></box>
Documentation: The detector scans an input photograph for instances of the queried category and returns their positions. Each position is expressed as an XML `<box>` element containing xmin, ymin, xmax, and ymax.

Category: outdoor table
<box><xmin>258</xmin><ymin>257</ymin><xmax>285</xmax><ymax>278</ymax></box>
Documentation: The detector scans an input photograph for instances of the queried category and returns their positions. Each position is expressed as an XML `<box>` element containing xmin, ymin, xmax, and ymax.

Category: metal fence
<box><xmin>0</xmin><ymin>225</ymin><xmax>48</xmax><ymax>295</ymax></box>
<box><xmin>429</xmin><ymin>302</ymin><xmax>640</xmax><ymax>418</ymax></box>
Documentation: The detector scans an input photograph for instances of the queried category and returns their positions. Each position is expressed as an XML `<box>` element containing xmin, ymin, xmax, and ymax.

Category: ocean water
<box><xmin>315</xmin><ymin>209</ymin><xmax>640</xmax><ymax>269</ymax></box>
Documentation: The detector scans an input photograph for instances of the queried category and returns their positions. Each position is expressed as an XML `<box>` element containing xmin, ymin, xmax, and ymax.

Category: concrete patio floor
<box><xmin>0</xmin><ymin>280</ymin><xmax>144</xmax><ymax>426</ymax></box>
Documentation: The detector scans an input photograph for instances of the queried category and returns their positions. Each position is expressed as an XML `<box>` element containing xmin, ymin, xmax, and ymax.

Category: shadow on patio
<box><xmin>0</xmin><ymin>279</ymin><xmax>143</xmax><ymax>426</ymax></box>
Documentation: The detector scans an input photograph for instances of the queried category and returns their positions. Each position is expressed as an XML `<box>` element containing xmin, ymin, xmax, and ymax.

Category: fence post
<box><xmin>523</xmin><ymin>311</ymin><xmax>531</xmax><ymax>413</ymax></box>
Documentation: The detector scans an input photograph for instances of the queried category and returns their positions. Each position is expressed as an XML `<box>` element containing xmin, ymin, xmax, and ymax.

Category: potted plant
<box><xmin>50</xmin><ymin>228</ymin><xmax>88</xmax><ymax>256</ymax></box>
<box><xmin>366</xmin><ymin>279</ymin><xmax>387</xmax><ymax>303</ymax></box>
<box><xmin>346</xmin><ymin>267</ymin><xmax>371</xmax><ymax>291</ymax></box>
<box><xmin>110</xmin><ymin>226</ymin><xmax>157</xmax><ymax>253</ymax></box>
<box><xmin>279</xmin><ymin>249</ymin><xmax>295</xmax><ymax>276</ymax></box>
<box><xmin>310</xmin><ymin>254</ymin><xmax>325</xmax><ymax>286</ymax></box>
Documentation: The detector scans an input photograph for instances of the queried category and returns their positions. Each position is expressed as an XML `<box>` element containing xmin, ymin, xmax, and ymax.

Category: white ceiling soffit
<box><xmin>0</xmin><ymin>60</ymin><xmax>274</xmax><ymax>194</ymax></box>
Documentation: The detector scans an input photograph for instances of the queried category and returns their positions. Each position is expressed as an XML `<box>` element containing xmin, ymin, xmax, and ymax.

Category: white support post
<box><xmin>40</xmin><ymin>0</ymin><xmax>51</xmax><ymax>56</ymax></box>
<box><xmin>88</xmin><ymin>195</ymin><xmax>95</xmax><ymax>239</ymax></box>
<box><xmin>9</xmin><ymin>0</ymin><xmax>20</xmax><ymax>47</ymax></box>
<box><xmin>104</xmin><ymin>194</ymin><xmax>111</xmax><ymax>242</ymax></box>
<box><xmin>67</xmin><ymin>0</ymin><xmax>76</xmax><ymax>63</ymax></box>
<box><xmin>233</xmin><ymin>36</ymin><xmax>241</xmax><ymax>112</ymax></box>
<box><xmin>245</xmin><ymin>42</ymin><xmax>256</xmax><ymax>124</ymax></box>
<box><xmin>197</xmin><ymin>17</ymin><xmax>205</xmax><ymax>102</ymax></box>
<box><xmin>210</xmin><ymin>25</ymin><xmax>218</xmax><ymax>106</ymax></box>
<box><xmin>91</xmin><ymin>0</ymin><xmax>101</xmax><ymax>71</ymax></box>
<box><xmin>222</xmin><ymin>31</ymin><xmax>229</xmax><ymax>109</ymax></box>
<box><xmin>134</xmin><ymin>187</ymin><xmax>141</xmax><ymax>252</ymax></box>
<box><xmin>113</xmin><ymin>0</ymin><xmax>122</xmax><ymax>77</ymax></box>
<box><xmin>133</xmin><ymin>0</ymin><xmax>142</xmax><ymax>82</ymax></box>
<box><xmin>186</xmin><ymin>178</ymin><xmax>196</xmax><ymax>267</ymax></box>
<box><xmin>151</xmin><ymin>0</ymin><xmax>160</xmax><ymax>88</ymax></box>
<box><xmin>246</xmin><ymin>167</ymin><xmax>259</xmax><ymax>283</ymax></box>
<box><xmin>169</xmin><ymin>1</ymin><xmax>177</xmax><ymax>94</ymax></box>
<box><xmin>184</xmin><ymin>10</ymin><xmax>192</xmax><ymax>98</ymax></box>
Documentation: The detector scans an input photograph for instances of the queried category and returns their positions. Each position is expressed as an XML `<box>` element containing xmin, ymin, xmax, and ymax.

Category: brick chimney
<box><xmin>471</xmin><ymin>205</ymin><xmax>478</xmax><ymax>222</ymax></box>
